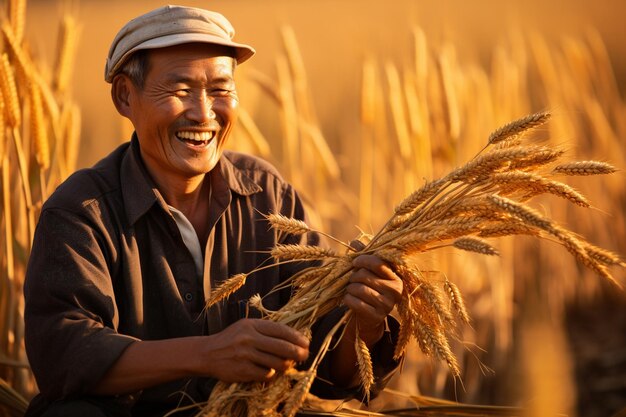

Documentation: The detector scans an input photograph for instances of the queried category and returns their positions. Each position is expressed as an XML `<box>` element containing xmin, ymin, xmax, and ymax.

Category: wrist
<box><xmin>181</xmin><ymin>336</ymin><xmax>212</xmax><ymax>378</ymax></box>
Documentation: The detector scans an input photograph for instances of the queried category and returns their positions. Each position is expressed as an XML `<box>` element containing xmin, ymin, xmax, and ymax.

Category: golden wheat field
<box><xmin>1</xmin><ymin>0</ymin><xmax>626</xmax><ymax>416</ymax></box>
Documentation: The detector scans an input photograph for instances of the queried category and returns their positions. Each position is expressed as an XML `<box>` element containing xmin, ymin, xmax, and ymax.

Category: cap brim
<box><xmin>105</xmin><ymin>33</ymin><xmax>255</xmax><ymax>82</ymax></box>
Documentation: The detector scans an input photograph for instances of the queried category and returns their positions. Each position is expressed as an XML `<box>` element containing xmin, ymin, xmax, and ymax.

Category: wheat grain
<box><xmin>507</xmin><ymin>147</ymin><xmax>565</xmax><ymax>170</ymax></box>
<box><xmin>584</xmin><ymin>243</ymin><xmax>625</xmax><ymax>266</ymax></box>
<box><xmin>536</xmin><ymin>180</ymin><xmax>590</xmax><ymax>207</ymax></box>
<box><xmin>266</xmin><ymin>213</ymin><xmax>310</xmax><ymax>235</ymax></box>
<box><xmin>355</xmin><ymin>328</ymin><xmax>374</xmax><ymax>403</ymax></box>
<box><xmin>416</xmin><ymin>322</ymin><xmax>460</xmax><ymax>377</ymax></box>
<box><xmin>53</xmin><ymin>15</ymin><xmax>79</xmax><ymax>95</ymax></box>
<box><xmin>552</xmin><ymin>161</ymin><xmax>617</xmax><ymax>176</ymax></box>
<box><xmin>248</xmin><ymin>293</ymin><xmax>273</xmax><ymax>316</ymax></box>
<box><xmin>417</xmin><ymin>217</ymin><xmax>484</xmax><ymax>243</ymax></box>
<box><xmin>270</xmin><ymin>244</ymin><xmax>336</xmax><ymax>261</ymax></box>
<box><xmin>206</xmin><ymin>273</ymin><xmax>247</xmax><ymax>308</ymax></box>
<box><xmin>0</xmin><ymin>54</ymin><xmax>21</xmax><ymax>128</ymax></box>
<box><xmin>416</xmin><ymin>281</ymin><xmax>455</xmax><ymax>326</ymax></box>
<box><xmin>487</xmin><ymin>111</ymin><xmax>551</xmax><ymax>145</ymax></box>
<box><xmin>548</xmin><ymin>227</ymin><xmax>619</xmax><ymax>287</ymax></box>
<box><xmin>0</xmin><ymin>92</ymin><xmax>5</xmax><ymax>162</ymax></box>
<box><xmin>394</xmin><ymin>287</ymin><xmax>416</xmax><ymax>359</ymax></box>
<box><xmin>448</xmin><ymin>148</ymin><xmax>527</xmax><ymax>182</ymax></box>
<box><xmin>443</xmin><ymin>280</ymin><xmax>471</xmax><ymax>325</ymax></box>
<box><xmin>394</xmin><ymin>220</ymin><xmax>483</xmax><ymax>254</ymax></box>
<box><xmin>395</xmin><ymin>264</ymin><xmax>423</xmax><ymax>290</ymax></box>
<box><xmin>491</xmin><ymin>171</ymin><xmax>590</xmax><ymax>207</ymax></box>
<box><xmin>453</xmin><ymin>237</ymin><xmax>499</xmax><ymax>255</ymax></box>
<box><xmin>203</xmin><ymin>382</ymin><xmax>239</xmax><ymax>416</ymax></box>
<box><xmin>28</xmin><ymin>80</ymin><xmax>49</xmax><ymax>170</ymax></box>
<box><xmin>491</xmin><ymin>170</ymin><xmax>543</xmax><ymax>185</ymax></box>
<box><xmin>251</xmin><ymin>373</ymin><xmax>290</xmax><ymax>413</ymax></box>
<box><xmin>488</xmin><ymin>195</ymin><xmax>554</xmax><ymax>231</ymax></box>
<box><xmin>434</xmin><ymin>198</ymin><xmax>503</xmax><ymax>221</ymax></box>
<box><xmin>9</xmin><ymin>0</ymin><xmax>26</xmax><ymax>44</ymax></box>
<box><xmin>394</xmin><ymin>178</ymin><xmax>447</xmax><ymax>216</ymax></box>
<box><xmin>1</xmin><ymin>22</ymin><xmax>31</xmax><ymax>79</ymax></box>
<box><xmin>478</xmin><ymin>222</ymin><xmax>540</xmax><ymax>238</ymax></box>
<box><xmin>291</xmin><ymin>264</ymin><xmax>333</xmax><ymax>289</ymax></box>
<box><xmin>373</xmin><ymin>247</ymin><xmax>406</xmax><ymax>267</ymax></box>
<box><xmin>282</xmin><ymin>369</ymin><xmax>315</xmax><ymax>417</ymax></box>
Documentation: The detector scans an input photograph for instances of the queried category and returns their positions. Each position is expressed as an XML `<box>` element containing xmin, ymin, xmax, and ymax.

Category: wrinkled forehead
<box><xmin>138</xmin><ymin>44</ymin><xmax>238</xmax><ymax>85</ymax></box>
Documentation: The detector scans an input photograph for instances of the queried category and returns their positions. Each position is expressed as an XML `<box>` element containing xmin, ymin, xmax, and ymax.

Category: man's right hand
<box><xmin>93</xmin><ymin>319</ymin><xmax>309</xmax><ymax>396</ymax></box>
<box><xmin>200</xmin><ymin>319</ymin><xmax>310</xmax><ymax>382</ymax></box>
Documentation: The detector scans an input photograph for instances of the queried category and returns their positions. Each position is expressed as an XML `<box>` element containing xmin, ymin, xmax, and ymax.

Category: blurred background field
<box><xmin>2</xmin><ymin>0</ymin><xmax>626</xmax><ymax>416</ymax></box>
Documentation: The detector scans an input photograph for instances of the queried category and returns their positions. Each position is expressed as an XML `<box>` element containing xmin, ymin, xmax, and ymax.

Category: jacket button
<box><xmin>184</xmin><ymin>292</ymin><xmax>193</xmax><ymax>302</ymax></box>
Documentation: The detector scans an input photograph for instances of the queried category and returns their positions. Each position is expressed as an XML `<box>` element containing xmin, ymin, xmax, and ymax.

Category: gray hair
<box><xmin>118</xmin><ymin>50</ymin><xmax>150</xmax><ymax>89</ymax></box>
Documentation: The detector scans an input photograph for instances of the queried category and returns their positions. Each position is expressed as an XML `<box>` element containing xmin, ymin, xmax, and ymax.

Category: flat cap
<box><xmin>104</xmin><ymin>5</ymin><xmax>255</xmax><ymax>83</ymax></box>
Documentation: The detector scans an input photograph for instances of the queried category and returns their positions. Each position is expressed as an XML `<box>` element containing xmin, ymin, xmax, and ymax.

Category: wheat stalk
<box><xmin>0</xmin><ymin>5</ymin><xmax>83</xmax><ymax>397</ymax></box>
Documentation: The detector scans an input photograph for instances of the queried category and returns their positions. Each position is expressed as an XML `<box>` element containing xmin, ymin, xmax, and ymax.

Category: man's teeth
<box><xmin>177</xmin><ymin>131</ymin><xmax>214</xmax><ymax>142</ymax></box>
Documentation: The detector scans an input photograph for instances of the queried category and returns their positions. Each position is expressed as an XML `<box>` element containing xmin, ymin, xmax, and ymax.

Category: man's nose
<box><xmin>188</xmin><ymin>92</ymin><xmax>216</xmax><ymax>123</ymax></box>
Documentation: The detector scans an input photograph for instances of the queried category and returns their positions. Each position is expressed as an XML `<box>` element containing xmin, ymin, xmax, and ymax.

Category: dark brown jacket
<box><xmin>24</xmin><ymin>137</ymin><xmax>398</xmax><ymax>415</ymax></box>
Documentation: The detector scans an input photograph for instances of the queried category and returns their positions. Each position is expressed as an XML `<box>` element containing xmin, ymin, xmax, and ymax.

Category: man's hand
<box><xmin>93</xmin><ymin>319</ymin><xmax>309</xmax><ymax>396</ymax></box>
<box><xmin>203</xmin><ymin>319</ymin><xmax>310</xmax><ymax>382</ymax></box>
<box><xmin>343</xmin><ymin>254</ymin><xmax>403</xmax><ymax>346</ymax></box>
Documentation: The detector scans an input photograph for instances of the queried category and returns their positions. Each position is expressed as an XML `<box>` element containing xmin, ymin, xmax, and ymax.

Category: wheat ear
<box><xmin>355</xmin><ymin>327</ymin><xmax>374</xmax><ymax>403</ymax></box>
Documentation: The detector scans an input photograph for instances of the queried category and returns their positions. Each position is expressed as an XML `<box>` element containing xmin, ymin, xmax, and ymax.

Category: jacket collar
<box><xmin>120</xmin><ymin>134</ymin><xmax>262</xmax><ymax>225</ymax></box>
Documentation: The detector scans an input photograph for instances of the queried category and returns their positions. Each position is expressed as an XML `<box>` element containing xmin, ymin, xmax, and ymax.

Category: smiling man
<box><xmin>23</xmin><ymin>5</ymin><xmax>402</xmax><ymax>417</ymax></box>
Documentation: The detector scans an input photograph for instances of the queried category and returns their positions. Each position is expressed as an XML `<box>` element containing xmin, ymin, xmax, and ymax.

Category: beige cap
<box><xmin>104</xmin><ymin>5</ymin><xmax>255</xmax><ymax>83</ymax></box>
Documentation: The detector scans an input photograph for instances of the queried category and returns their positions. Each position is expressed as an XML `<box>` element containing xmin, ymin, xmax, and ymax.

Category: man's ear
<box><xmin>111</xmin><ymin>74</ymin><xmax>134</xmax><ymax>118</ymax></box>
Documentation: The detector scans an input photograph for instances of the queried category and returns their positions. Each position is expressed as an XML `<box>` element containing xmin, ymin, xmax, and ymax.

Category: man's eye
<box><xmin>212</xmin><ymin>89</ymin><xmax>232</xmax><ymax>96</ymax></box>
<box><xmin>174</xmin><ymin>89</ymin><xmax>191</xmax><ymax>97</ymax></box>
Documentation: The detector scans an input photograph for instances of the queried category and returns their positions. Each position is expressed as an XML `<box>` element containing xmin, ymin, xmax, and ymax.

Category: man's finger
<box><xmin>253</xmin><ymin>320</ymin><xmax>310</xmax><ymax>348</ymax></box>
<box><xmin>346</xmin><ymin>281</ymin><xmax>395</xmax><ymax>316</ymax></box>
<box><xmin>249</xmin><ymin>320</ymin><xmax>309</xmax><ymax>363</ymax></box>
<box><xmin>352</xmin><ymin>254</ymin><xmax>398</xmax><ymax>281</ymax></box>
<box><xmin>343</xmin><ymin>293</ymin><xmax>383</xmax><ymax>321</ymax></box>
<box><xmin>350</xmin><ymin>268</ymin><xmax>403</xmax><ymax>304</ymax></box>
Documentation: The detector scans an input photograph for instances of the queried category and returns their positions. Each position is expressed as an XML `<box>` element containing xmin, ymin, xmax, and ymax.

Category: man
<box><xmin>24</xmin><ymin>5</ymin><xmax>403</xmax><ymax>416</ymax></box>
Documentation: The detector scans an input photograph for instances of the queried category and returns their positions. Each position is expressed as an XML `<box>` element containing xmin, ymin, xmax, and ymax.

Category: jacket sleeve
<box><xmin>24</xmin><ymin>207</ymin><xmax>138</xmax><ymax>400</ymax></box>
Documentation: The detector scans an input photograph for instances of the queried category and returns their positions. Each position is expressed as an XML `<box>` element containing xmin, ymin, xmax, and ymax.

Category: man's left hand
<box><xmin>343</xmin><ymin>254</ymin><xmax>403</xmax><ymax>346</ymax></box>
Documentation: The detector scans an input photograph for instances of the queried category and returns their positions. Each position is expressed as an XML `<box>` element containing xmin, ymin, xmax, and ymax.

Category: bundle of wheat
<box><xmin>192</xmin><ymin>111</ymin><xmax>622</xmax><ymax>417</ymax></box>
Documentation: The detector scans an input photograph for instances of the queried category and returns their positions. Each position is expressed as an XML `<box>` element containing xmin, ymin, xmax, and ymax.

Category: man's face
<box><xmin>127</xmin><ymin>43</ymin><xmax>238</xmax><ymax>180</ymax></box>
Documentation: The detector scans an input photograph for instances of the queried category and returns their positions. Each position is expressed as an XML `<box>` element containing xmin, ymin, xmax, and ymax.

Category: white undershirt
<box><xmin>168</xmin><ymin>205</ymin><xmax>204</xmax><ymax>276</ymax></box>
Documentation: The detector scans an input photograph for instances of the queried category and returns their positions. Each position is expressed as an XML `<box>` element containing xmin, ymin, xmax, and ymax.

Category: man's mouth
<box><xmin>176</xmin><ymin>130</ymin><xmax>215</xmax><ymax>147</ymax></box>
